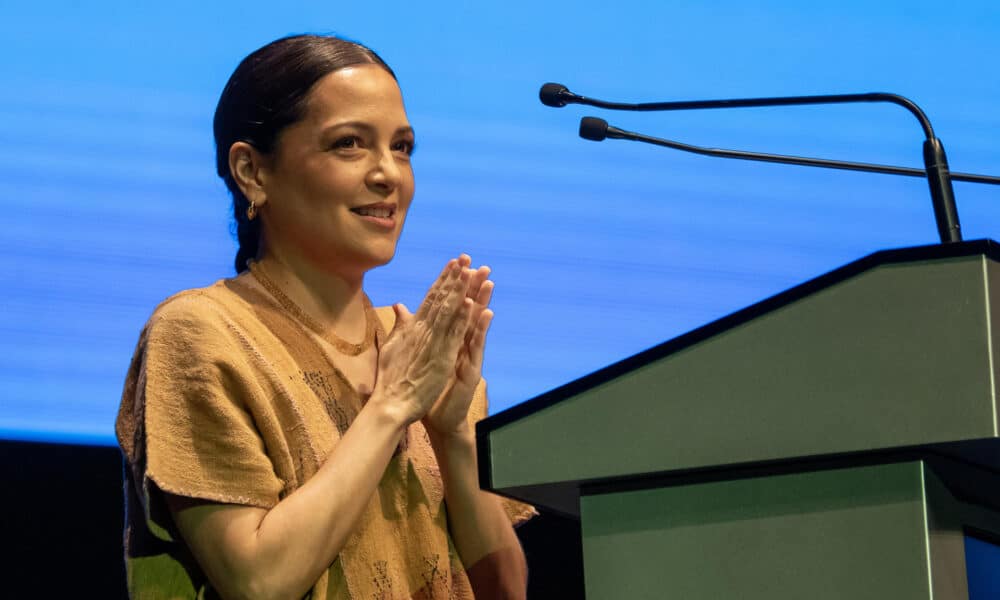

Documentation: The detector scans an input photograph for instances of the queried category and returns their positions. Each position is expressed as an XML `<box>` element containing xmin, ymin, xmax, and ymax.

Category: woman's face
<box><xmin>258</xmin><ymin>64</ymin><xmax>415</xmax><ymax>277</ymax></box>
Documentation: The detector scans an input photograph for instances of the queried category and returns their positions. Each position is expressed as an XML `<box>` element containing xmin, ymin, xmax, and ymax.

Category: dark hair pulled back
<box><xmin>213</xmin><ymin>34</ymin><xmax>396</xmax><ymax>273</ymax></box>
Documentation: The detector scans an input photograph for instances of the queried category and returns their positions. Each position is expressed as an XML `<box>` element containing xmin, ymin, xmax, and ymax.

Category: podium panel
<box><xmin>581</xmin><ymin>462</ymin><xmax>970</xmax><ymax>600</ymax></box>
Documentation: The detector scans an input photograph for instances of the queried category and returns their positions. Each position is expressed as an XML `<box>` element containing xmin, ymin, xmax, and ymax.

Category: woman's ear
<box><xmin>228</xmin><ymin>141</ymin><xmax>270</xmax><ymax>209</ymax></box>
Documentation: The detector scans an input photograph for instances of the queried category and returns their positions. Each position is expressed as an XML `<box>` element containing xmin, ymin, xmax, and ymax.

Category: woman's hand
<box><xmin>370</xmin><ymin>258</ymin><xmax>476</xmax><ymax>426</ymax></box>
<box><xmin>423</xmin><ymin>255</ymin><xmax>495</xmax><ymax>438</ymax></box>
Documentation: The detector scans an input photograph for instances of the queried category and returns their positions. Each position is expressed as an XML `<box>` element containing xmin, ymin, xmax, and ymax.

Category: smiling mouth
<box><xmin>350</xmin><ymin>204</ymin><xmax>396</xmax><ymax>218</ymax></box>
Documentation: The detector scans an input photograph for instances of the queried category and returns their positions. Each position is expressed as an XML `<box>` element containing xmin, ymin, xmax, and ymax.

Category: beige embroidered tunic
<box><xmin>116</xmin><ymin>272</ymin><xmax>535</xmax><ymax>599</ymax></box>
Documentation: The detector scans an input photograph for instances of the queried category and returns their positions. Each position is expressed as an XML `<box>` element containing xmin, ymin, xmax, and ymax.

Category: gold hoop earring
<box><xmin>246</xmin><ymin>201</ymin><xmax>258</xmax><ymax>221</ymax></box>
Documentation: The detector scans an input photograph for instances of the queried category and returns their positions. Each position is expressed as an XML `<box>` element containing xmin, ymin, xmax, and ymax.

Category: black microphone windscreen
<box><xmin>539</xmin><ymin>83</ymin><xmax>570</xmax><ymax>107</ymax></box>
<box><xmin>579</xmin><ymin>117</ymin><xmax>609</xmax><ymax>141</ymax></box>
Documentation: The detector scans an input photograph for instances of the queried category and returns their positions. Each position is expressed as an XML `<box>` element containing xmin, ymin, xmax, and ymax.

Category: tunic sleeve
<box><xmin>468</xmin><ymin>380</ymin><xmax>539</xmax><ymax>527</ymax></box>
<box><xmin>116</xmin><ymin>293</ymin><xmax>284</xmax><ymax>542</ymax></box>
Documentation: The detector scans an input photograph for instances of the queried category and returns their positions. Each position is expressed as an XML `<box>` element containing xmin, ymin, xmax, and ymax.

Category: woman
<box><xmin>116</xmin><ymin>34</ymin><xmax>534</xmax><ymax>599</ymax></box>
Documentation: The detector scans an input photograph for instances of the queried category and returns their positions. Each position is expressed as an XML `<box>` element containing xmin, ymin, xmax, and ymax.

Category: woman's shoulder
<box><xmin>146</xmin><ymin>274</ymin><xmax>253</xmax><ymax>327</ymax></box>
<box><xmin>131</xmin><ymin>275</ymin><xmax>267</xmax><ymax>354</ymax></box>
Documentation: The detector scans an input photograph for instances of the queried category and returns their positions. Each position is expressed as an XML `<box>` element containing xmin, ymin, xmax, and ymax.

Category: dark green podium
<box><xmin>477</xmin><ymin>240</ymin><xmax>1000</xmax><ymax>599</ymax></box>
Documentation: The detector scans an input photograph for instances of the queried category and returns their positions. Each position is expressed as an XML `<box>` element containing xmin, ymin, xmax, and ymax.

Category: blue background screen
<box><xmin>3</xmin><ymin>2</ymin><xmax>999</xmax><ymax>593</ymax></box>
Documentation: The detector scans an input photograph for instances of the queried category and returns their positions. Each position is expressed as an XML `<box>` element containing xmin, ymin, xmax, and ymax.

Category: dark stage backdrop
<box><xmin>1</xmin><ymin>1</ymin><xmax>999</xmax><ymax>596</ymax></box>
<box><xmin>0</xmin><ymin>439</ymin><xmax>585</xmax><ymax>598</ymax></box>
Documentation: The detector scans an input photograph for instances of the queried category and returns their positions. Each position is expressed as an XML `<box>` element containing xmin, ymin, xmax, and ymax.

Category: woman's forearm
<box><xmin>168</xmin><ymin>398</ymin><xmax>409</xmax><ymax>600</ymax></box>
<box><xmin>428</xmin><ymin>428</ymin><xmax>528</xmax><ymax>599</ymax></box>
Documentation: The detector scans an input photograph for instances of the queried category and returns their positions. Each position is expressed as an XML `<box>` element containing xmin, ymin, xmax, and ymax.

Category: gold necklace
<box><xmin>248</xmin><ymin>260</ymin><xmax>376</xmax><ymax>356</ymax></box>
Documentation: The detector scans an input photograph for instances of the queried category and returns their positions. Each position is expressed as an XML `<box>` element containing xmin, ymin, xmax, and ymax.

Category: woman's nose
<box><xmin>367</xmin><ymin>149</ymin><xmax>401</xmax><ymax>193</ymax></box>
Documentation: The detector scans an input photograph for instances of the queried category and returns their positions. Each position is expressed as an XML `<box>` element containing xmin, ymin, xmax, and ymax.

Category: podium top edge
<box><xmin>478</xmin><ymin>238</ymin><xmax>1000</xmax><ymax>436</ymax></box>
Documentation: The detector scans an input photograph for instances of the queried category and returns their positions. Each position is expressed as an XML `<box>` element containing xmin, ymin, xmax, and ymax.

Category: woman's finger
<box><xmin>442</xmin><ymin>297</ymin><xmax>475</xmax><ymax>358</ymax></box>
<box><xmin>461</xmin><ymin>267</ymin><xmax>491</xmax><ymax>336</ymax></box>
<box><xmin>463</xmin><ymin>278</ymin><xmax>493</xmax><ymax>348</ymax></box>
<box><xmin>419</xmin><ymin>260</ymin><xmax>460</xmax><ymax>324</ymax></box>
<box><xmin>466</xmin><ymin>308</ymin><xmax>494</xmax><ymax>374</ymax></box>
<box><xmin>415</xmin><ymin>258</ymin><xmax>459</xmax><ymax>322</ymax></box>
<box><xmin>429</xmin><ymin>266</ymin><xmax>472</xmax><ymax>336</ymax></box>
<box><xmin>466</xmin><ymin>265</ymin><xmax>491</xmax><ymax>301</ymax></box>
<box><xmin>475</xmin><ymin>277</ymin><xmax>494</xmax><ymax>308</ymax></box>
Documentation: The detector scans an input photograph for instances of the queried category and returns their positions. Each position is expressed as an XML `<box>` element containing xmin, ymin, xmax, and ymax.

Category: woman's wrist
<box><xmin>426</xmin><ymin>420</ymin><xmax>474</xmax><ymax>447</ymax></box>
<box><xmin>426</xmin><ymin>422</ymin><xmax>476</xmax><ymax>470</ymax></box>
<box><xmin>364</xmin><ymin>389</ymin><xmax>418</xmax><ymax>434</ymax></box>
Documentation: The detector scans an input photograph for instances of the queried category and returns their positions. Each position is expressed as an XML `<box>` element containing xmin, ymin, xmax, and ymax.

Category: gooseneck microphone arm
<box><xmin>540</xmin><ymin>83</ymin><xmax>979</xmax><ymax>243</ymax></box>
<box><xmin>542</xmin><ymin>84</ymin><xmax>937</xmax><ymax>137</ymax></box>
<box><xmin>579</xmin><ymin>117</ymin><xmax>1000</xmax><ymax>185</ymax></box>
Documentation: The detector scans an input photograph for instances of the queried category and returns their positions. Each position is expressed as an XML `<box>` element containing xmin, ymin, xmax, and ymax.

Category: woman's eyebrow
<box><xmin>319</xmin><ymin>121</ymin><xmax>415</xmax><ymax>136</ymax></box>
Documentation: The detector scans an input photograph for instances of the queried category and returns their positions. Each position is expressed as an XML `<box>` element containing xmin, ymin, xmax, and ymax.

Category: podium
<box><xmin>477</xmin><ymin>240</ymin><xmax>1000</xmax><ymax>599</ymax></box>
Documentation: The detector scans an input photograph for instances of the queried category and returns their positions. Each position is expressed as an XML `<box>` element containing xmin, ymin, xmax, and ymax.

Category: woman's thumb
<box><xmin>391</xmin><ymin>303</ymin><xmax>413</xmax><ymax>334</ymax></box>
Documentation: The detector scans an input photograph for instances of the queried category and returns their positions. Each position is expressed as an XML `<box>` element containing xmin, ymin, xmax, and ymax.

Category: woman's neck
<box><xmin>254</xmin><ymin>249</ymin><xmax>369</xmax><ymax>343</ymax></box>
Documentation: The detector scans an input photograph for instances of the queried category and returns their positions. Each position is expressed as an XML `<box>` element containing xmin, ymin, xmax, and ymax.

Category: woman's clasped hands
<box><xmin>372</xmin><ymin>254</ymin><xmax>494</xmax><ymax>437</ymax></box>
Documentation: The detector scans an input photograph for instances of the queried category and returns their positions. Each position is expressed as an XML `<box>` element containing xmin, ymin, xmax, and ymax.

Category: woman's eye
<box><xmin>393</xmin><ymin>140</ymin><xmax>415</xmax><ymax>155</ymax></box>
<box><xmin>332</xmin><ymin>136</ymin><xmax>360</xmax><ymax>150</ymax></box>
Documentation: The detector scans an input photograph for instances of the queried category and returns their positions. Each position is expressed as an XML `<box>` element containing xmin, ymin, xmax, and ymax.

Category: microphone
<box><xmin>540</xmin><ymin>82</ymin><xmax>621</xmax><ymax>110</ymax></box>
<box><xmin>577</xmin><ymin>116</ymin><xmax>1000</xmax><ymax>187</ymax></box>
<box><xmin>540</xmin><ymin>84</ymin><xmax>992</xmax><ymax>244</ymax></box>
<box><xmin>539</xmin><ymin>83</ymin><xmax>573</xmax><ymax>107</ymax></box>
<box><xmin>579</xmin><ymin>117</ymin><xmax>624</xmax><ymax>141</ymax></box>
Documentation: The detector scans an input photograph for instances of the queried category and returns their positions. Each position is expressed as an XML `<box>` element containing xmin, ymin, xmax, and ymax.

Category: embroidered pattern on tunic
<box><xmin>419</xmin><ymin>553</ymin><xmax>454</xmax><ymax>600</ymax></box>
<box><xmin>371</xmin><ymin>560</ymin><xmax>393</xmax><ymax>600</ymax></box>
<box><xmin>301</xmin><ymin>369</ymin><xmax>352</xmax><ymax>434</ymax></box>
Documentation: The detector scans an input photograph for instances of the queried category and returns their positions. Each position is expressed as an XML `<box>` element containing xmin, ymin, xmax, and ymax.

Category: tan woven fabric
<box><xmin>116</xmin><ymin>272</ymin><xmax>536</xmax><ymax>599</ymax></box>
